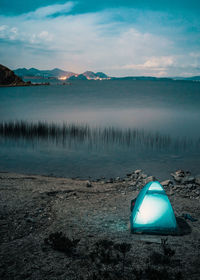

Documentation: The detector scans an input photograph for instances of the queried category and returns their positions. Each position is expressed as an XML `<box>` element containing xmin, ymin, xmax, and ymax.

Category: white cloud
<box><xmin>25</xmin><ymin>1</ymin><xmax>75</xmax><ymax>19</ymax></box>
<box><xmin>0</xmin><ymin>3</ymin><xmax>199</xmax><ymax>76</ymax></box>
<box><xmin>122</xmin><ymin>56</ymin><xmax>175</xmax><ymax>71</ymax></box>
<box><xmin>0</xmin><ymin>25</ymin><xmax>8</xmax><ymax>31</ymax></box>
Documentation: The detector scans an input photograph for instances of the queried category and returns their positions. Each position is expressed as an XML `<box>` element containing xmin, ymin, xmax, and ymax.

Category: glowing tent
<box><xmin>130</xmin><ymin>181</ymin><xmax>177</xmax><ymax>234</ymax></box>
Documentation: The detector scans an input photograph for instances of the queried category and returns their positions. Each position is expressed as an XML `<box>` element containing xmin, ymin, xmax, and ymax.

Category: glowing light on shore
<box><xmin>58</xmin><ymin>76</ymin><xmax>67</xmax><ymax>80</ymax></box>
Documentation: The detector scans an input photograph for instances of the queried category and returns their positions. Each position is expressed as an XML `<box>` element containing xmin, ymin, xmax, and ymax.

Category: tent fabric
<box><xmin>130</xmin><ymin>181</ymin><xmax>178</xmax><ymax>234</ymax></box>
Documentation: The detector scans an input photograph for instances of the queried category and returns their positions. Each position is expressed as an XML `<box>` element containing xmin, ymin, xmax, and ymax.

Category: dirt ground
<box><xmin>0</xmin><ymin>171</ymin><xmax>200</xmax><ymax>280</ymax></box>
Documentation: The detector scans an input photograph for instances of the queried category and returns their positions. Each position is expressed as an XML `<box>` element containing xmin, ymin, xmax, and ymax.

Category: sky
<box><xmin>0</xmin><ymin>0</ymin><xmax>200</xmax><ymax>77</ymax></box>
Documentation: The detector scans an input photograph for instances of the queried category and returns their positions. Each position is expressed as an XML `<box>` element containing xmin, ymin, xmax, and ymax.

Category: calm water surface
<box><xmin>0</xmin><ymin>80</ymin><xmax>200</xmax><ymax>179</ymax></box>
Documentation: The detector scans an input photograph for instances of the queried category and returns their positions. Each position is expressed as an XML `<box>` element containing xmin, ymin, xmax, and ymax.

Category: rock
<box><xmin>161</xmin><ymin>179</ymin><xmax>172</xmax><ymax>186</ymax></box>
<box><xmin>0</xmin><ymin>64</ymin><xmax>29</xmax><ymax>86</ymax></box>
<box><xmin>115</xmin><ymin>177</ymin><xmax>120</xmax><ymax>181</ymax></box>
<box><xmin>26</xmin><ymin>217</ymin><xmax>35</xmax><ymax>223</ymax></box>
<box><xmin>134</xmin><ymin>169</ymin><xmax>142</xmax><ymax>174</ymax></box>
<box><xmin>141</xmin><ymin>173</ymin><xmax>148</xmax><ymax>179</ymax></box>
<box><xmin>171</xmin><ymin>174</ymin><xmax>182</xmax><ymax>183</ymax></box>
<box><xmin>187</xmin><ymin>184</ymin><xmax>195</xmax><ymax>190</ymax></box>
<box><xmin>182</xmin><ymin>176</ymin><xmax>195</xmax><ymax>184</ymax></box>
<box><xmin>129</xmin><ymin>181</ymin><xmax>137</xmax><ymax>186</ymax></box>
<box><xmin>195</xmin><ymin>175</ymin><xmax>200</xmax><ymax>185</ymax></box>
<box><xmin>175</xmin><ymin>170</ymin><xmax>185</xmax><ymax>177</ymax></box>
<box><xmin>106</xmin><ymin>178</ymin><xmax>113</xmax><ymax>183</ymax></box>
<box><xmin>130</xmin><ymin>174</ymin><xmax>137</xmax><ymax>179</ymax></box>
<box><xmin>173</xmin><ymin>185</ymin><xmax>185</xmax><ymax>190</ymax></box>
<box><xmin>144</xmin><ymin>176</ymin><xmax>156</xmax><ymax>184</ymax></box>
<box><xmin>86</xmin><ymin>181</ymin><xmax>92</xmax><ymax>187</ymax></box>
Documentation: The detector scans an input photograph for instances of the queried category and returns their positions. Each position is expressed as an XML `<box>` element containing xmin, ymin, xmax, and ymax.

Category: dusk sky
<box><xmin>0</xmin><ymin>0</ymin><xmax>200</xmax><ymax>77</ymax></box>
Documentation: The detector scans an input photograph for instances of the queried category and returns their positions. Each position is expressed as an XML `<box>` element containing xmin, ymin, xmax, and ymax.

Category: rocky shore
<box><xmin>0</xmin><ymin>170</ymin><xmax>200</xmax><ymax>280</ymax></box>
<box><xmin>0</xmin><ymin>64</ymin><xmax>50</xmax><ymax>87</ymax></box>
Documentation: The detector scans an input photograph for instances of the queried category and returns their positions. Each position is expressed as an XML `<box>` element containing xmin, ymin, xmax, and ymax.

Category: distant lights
<box><xmin>58</xmin><ymin>76</ymin><xmax>67</xmax><ymax>80</ymax></box>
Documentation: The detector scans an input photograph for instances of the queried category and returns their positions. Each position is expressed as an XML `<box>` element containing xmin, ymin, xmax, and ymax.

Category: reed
<box><xmin>0</xmin><ymin>120</ymin><xmax>198</xmax><ymax>150</ymax></box>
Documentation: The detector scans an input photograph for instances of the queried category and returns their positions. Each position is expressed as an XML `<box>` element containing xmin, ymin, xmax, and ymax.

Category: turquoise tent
<box><xmin>130</xmin><ymin>181</ymin><xmax>178</xmax><ymax>234</ymax></box>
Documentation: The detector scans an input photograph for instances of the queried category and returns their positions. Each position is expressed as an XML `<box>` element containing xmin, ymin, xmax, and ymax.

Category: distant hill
<box><xmin>68</xmin><ymin>74</ymin><xmax>88</xmax><ymax>80</ymax></box>
<box><xmin>14</xmin><ymin>68</ymin><xmax>110</xmax><ymax>80</ymax></box>
<box><xmin>0</xmin><ymin>64</ymin><xmax>29</xmax><ymax>86</ymax></box>
<box><xmin>14</xmin><ymin>68</ymin><xmax>76</xmax><ymax>79</ymax></box>
<box><xmin>111</xmin><ymin>76</ymin><xmax>173</xmax><ymax>81</ymax></box>
<box><xmin>68</xmin><ymin>71</ymin><xmax>110</xmax><ymax>80</ymax></box>
<box><xmin>184</xmin><ymin>76</ymin><xmax>200</xmax><ymax>81</ymax></box>
<box><xmin>13</xmin><ymin>67</ymin><xmax>200</xmax><ymax>81</ymax></box>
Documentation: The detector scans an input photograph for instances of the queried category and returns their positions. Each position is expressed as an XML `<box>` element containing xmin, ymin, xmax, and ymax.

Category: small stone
<box><xmin>187</xmin><ymin>184</ymin><xmax>194</xmax><ymax>190</ymax></box>
<box><xmin>172</xmin><ymin>175</ymin><xmax>182</xmax><ymax>183</ymax></box>
<box><xmin>141</xmin><ymin>173</ymin><xmax>148</xmax><ymax>179</ymax></box>
<box><xmin>106</xmin><ymin>178</ymin><xmax>113</xmax><ymax>183</ymax></box>
<box><xmin>195</xmin><ymin>175</ymin><xmax>200</xmax><ymax>185</ymax></box>
<box><xmin>115</xmin><ymin>177</ymin><xmax>120</xmax><ymax>181</ymax></box>
<box><xmin>175</xmin><ymin>170</ymin><xmax>185</xmax><ymax>177</ymax></box>
<box><xmin>129</xmin><ymin>181</ymin><xmax>137</xmax><ymax>186</ymax></box>
<box><xmin>134</xmin><ymin>169</ymin><xmax>142</xmax><ymax>174</ymax></box>
<box><xmin>169</xmin><ymin>189</ymin><xmax>174</xmax><ymax>195</ymax></box>
<box><xmin>124</xmin><ymin>178</ymin><xmax>130</xmax><ymax>182</ymax></box>
<box><xmin>131</xmin><ymin>174</ymin><xmax>137</xmax><ymax>179</ymax></box>
<box><xmin>26</xmin><ymin>217</ymin><xmax>35</xmax><ymax>223</ymax></box>
<box><xmin>161</xmin><ymin>179</ymin><xmax>172</xmax><ymax>186</ymax></box>
<box><xmin>86</xmin><ymin>181</ymin><xmax>92</xmax><ymax>187</ymax></box>
<box><xmin>183</xmin><ymin>176</ymin><xmax>195</xmax><ymax>184</ymax></box>
<box><xmin>144</xmin><ymin>176</ymin><xmax>156</xmax><ymax>184</ymax></box>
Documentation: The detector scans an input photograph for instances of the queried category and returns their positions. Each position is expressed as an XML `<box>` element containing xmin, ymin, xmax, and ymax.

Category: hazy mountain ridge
<box><xmin>13</xmin><ymin>67</ymin><xmax>200</xmax><ymax>81</ymax></box>
<box><xmin>14</xmin><ymin>68</ymin><xmax>75</xmax><ymax>79</ymax></box>
<box><xmin>14</xmin><ymin>68</ymin><xmax>110</xmax><ymax>80</ymax></box>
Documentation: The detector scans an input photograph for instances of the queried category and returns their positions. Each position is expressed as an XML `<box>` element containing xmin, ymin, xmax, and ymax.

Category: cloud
<box><xmin>122</xmin><ymin>56</ymin><xmax>175</xmax><ymax>71</ymax></box>
<box><xmin>25</xmin><ymin>1</ymin><xmax>76</xmax><ymax>19</ymax></box>
<box><xmin>0</xmin><ymin>2</ymin><xmax>199</xmax><ymax>76</ymax></box>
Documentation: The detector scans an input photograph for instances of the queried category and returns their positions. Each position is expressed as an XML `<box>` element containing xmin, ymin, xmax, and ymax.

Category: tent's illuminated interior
<box><xmin>135</xmin><ymin>194</ymin><xmax>169</xmax><ymax>224</ymax></box>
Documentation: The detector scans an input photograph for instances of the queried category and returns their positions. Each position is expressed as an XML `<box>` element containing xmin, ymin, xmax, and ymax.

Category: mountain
<box><xmin>13</xmin><ymin>67</ymin><xmax>200</xmax><ymax>81</ymax></box>
<box><xmin>68</xmin><ymin>71</ymin><xmax>109</xmax><ymax>80</ymax></box>
<box><xmin>68</xmin><ymin>74</ymin><xmax>88</xmax><ymax>80</ymax></box>
<box><xmin>185</xmin><ymin>76</ymin><xmax>200</xmax><ymax>81</ymax></box>
<box><xmin>0</xmin><ymin>64</ymin><xmax>29</xmax><ymax>86</ymax></box>
<box><xmin>111</xmin><ymin>76</ymin><xmax>173</xmax><ymax>81</ymax></box>
<box><xmin>14</xmin><ymin>68</ymin><xmax>76</xmax><ymax>79</ymax></box>
<box><xmin>14</xmin><ymin>67</ymin><xmax>110</xmax><ymax>80</ymax></box>
<box><xmin>82</xmin><ymin>71</ymin><xmax>109</xmax><ymax>80</ymax></box>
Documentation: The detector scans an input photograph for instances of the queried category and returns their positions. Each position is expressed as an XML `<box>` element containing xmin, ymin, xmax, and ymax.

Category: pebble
<box><xmin>195</xmin><ymin>175</ymin><xmax>200</xmax><ymax>185</ymax></box>
<box><xmin>175</xmin><ymin>170</ymin><xmax>185</xmax><ymax>177</ymax></box>
<box><xmin>26</xmin><ymin>217</ymin><xmax>35</xmax><ymax>223</ymax></box>
<box><xmin>86</xmin><ymin>181</ymin><xmax>92</xmax><ymax>188</ymax></box>
<box><xmin>141</xmin><ymin>173</ymin><xmax>148</xmax><ymax>179</ymax></box>
<box><xmin>144</xmin><ymin>176</ymin><xmax>156</xmax><ymax>184</ymax></box>
<box><xmin>182</xmin><ymin>176</ymin><xmax>195</xmax><ymax>184</ymax></box>
<box><xmin>161</xmin><ymin>179</ymin><xmax>172</xmax><ymax>186</ymax></box>
<box><xmin>134</xmin><ymin>169</ymin><xmax>142</xmax><ymax>174</ymax></box>
<box><xmin>172</xmin><ymin>175</ymin><xmax>182</xmax><ymax>183</ymax></box>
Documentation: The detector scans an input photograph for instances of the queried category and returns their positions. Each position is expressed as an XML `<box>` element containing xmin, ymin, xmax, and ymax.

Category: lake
<box><xmin>0</xmin><ymin>80</ymin><xmax>200</xmax><ymax>180</ymax></box>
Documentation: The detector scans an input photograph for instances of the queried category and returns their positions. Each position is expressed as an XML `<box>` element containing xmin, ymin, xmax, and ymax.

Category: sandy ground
<box><xmin>0</xmin><ymin>171</ymin><xmax>200</xmax><ymax>280</ymax></box>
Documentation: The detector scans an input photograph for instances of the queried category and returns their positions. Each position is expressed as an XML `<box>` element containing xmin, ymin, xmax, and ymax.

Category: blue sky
<box><xmin>0</xmin><ymin>0</ymin><xmax>200</xmax><ymax>76</ymax></box>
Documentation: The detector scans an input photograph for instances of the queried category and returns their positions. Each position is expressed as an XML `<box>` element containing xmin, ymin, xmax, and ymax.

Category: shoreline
<box><xmin>0</xmin><ymin>82</ymin><xmax>50</xmax><ymax>87</ymax></box>
<box><xmin>0</xmin><ymin>170</ymin><xmax>200</xmax><ymax>279</ymax></box>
